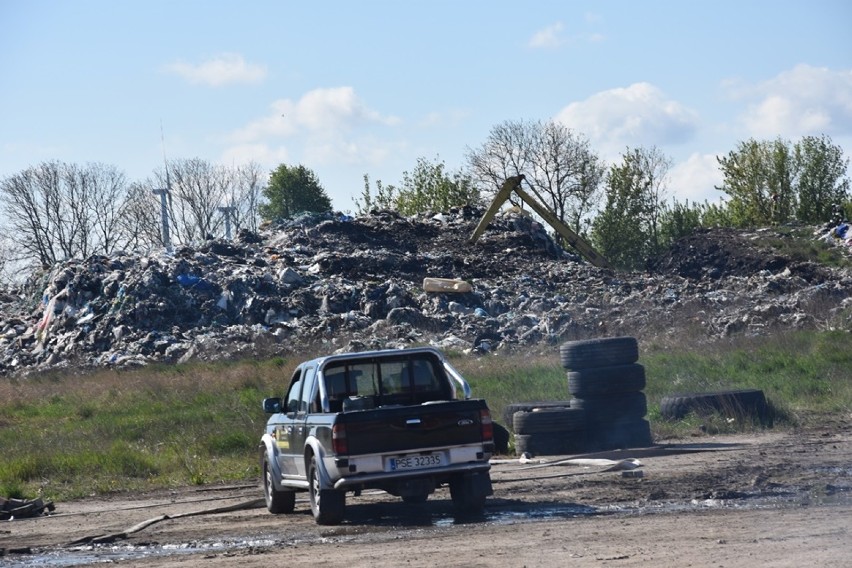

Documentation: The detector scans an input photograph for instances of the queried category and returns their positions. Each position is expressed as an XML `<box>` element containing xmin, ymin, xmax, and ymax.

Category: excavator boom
<box><xmin>470</xmin><ymin>176</ymin><xmax>610</xmax><ymax>269</ymax></box>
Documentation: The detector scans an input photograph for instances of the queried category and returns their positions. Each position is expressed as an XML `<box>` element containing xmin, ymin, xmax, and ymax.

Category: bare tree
<box><xmin>0</xmin><ymin>161</ymin><xmax>130</xmax><ymax>271</ymax></box>
<box><xmin>230</xmin><ymin>161</ymin><xmax>265</xmax><ymax>234</ymax></box>
<box><xmin>128</xmin><ymin>159</ymin><xmax>266</xmax><ymax>249</ymax></box>
<box><xmin>466</xmin><ymin>119</ymin><xmax>604</xmax><ymax>235</ymax></box>
<box><xmin>119</xmin><ymin>181</ymin><xmax>165</xmax><ymax>252</ymax></box>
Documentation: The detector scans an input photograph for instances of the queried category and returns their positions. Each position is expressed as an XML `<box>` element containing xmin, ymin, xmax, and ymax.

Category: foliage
<box><xmin>395</xmin><ymin>157</ymin><xmax>479</xmax><ymax>215</ymax></box>
<box><xmin>354</xmin><ymin>174</ymin><xmax>399</xmax><ymax>214</ymax></box>
<box><xmin>355</xmin><ymin>157</ymin><xmax>478</xmax><ymax>216</ymax></box>
<box><xmin>659</xmin><ymin>199</ymin><xmax>703</xmax><ymax>244</ymax></box>
<box><xmin>795</xmin><ymin>135</ymin><xmax>851</xmax><ymax>223</ymax></box>
<box><xmin>466</xmin><ymin>119</ymin><xmax>604</xmax><ymax>237</ymax></box>
<box><xmin>591</xmin><ymin>147</ymin><xmax>671</xmax><ymax>269</ymax></box>
<box><xmin>716</xmin><ymin>135</ymin><xmax>850</xmax><ymax>227</ymax></box>
<box><xmin>260</xmin><ymin>164</ymin><xmax>332</xmax><ymax>221</ymax></box>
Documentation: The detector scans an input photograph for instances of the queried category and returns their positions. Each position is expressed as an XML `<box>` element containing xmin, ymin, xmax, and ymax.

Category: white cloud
<box><xmin>669</xmin><ymin>153</ymin><xmax>726</xmax><ymax>205</ymax></box>
<box><xmin>223</xmin><ymin>87</ymin><xmax>402</xmax><ymax>174</ymax></box>
<box><xmin>555</xmin><ymin>82</ymin><xmax>699</xmax><ymax>158</ymax></box>
<box><xmin>529</xmin><ymin>22</ymin><xmax>565</xmax><ymax>49</ymax></box>
<box><xmin>735</xmin><ymin>65</ymin><xmax>852</xmax><ymax>138</ymax></box>
<box><xmin>219</xmin><ymin>144</ymin><xmax>289</xmax><ymax>172</ymax></box>
<box><xmin>163</xmin><ymin>53</ymin><xmax>267</xmax><ymax>87</ymax></box>
<box><xmin>231</xmin><ymin>87</ymin><xmax>400</xmax><ymax>144</ymax></box>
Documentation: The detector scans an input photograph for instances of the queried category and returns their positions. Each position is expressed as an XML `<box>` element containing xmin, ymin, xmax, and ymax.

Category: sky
<box><xmin>2</xmin><ymin>0</ymin><xmax>851</xmax><ymax>213</ymax></box>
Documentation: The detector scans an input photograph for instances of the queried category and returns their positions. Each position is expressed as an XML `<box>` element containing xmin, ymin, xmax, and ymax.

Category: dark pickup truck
<box><xmin>259</xmin><ymin>347</ymin><xmax>495</xmax><ymax>525</ymax></box>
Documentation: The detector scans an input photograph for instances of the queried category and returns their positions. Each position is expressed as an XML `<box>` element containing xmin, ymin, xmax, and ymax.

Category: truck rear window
<box><xmin>323</xmin><ymin>355</ymin><xmax>451</xmax><ymax>411</ymax></box>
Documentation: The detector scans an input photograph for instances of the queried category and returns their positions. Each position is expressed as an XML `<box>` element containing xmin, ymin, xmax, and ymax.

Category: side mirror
<box><xmin>262</xmin><ymin>397</ymin><xmax>282</xmax><ymax>414</ymax></box>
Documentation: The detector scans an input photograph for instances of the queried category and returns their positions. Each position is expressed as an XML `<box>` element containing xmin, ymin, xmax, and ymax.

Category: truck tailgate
<box><xmin>338</xmin><ymin>400</ymin><xmax>488</xmax><ymax>455</ymax></box>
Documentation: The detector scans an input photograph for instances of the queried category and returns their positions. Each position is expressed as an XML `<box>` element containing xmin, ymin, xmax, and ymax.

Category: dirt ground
<box><xmin>3</xmin><ymin>420</ymin><xmax>851</xmax><ymax>567</ymax></box>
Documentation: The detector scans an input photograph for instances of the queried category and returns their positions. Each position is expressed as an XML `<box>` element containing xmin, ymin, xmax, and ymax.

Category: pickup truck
<box><xmin>259</xmin><ymin>347</ymin><xmax>495</xmax><ymax>525</ymax></box>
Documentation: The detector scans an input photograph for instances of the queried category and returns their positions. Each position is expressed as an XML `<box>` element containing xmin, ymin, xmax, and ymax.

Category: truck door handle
<box><xmin>406</xmin><ymin>418</ymin><xmax>421</xmax><ymax>426</ymax></box>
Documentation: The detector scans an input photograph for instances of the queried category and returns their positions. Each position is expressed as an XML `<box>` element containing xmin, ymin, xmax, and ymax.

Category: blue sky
<box><xmin>2</xmin><ymin>1</ymin><xmax>851</xmax><ymax>212</ymax></box>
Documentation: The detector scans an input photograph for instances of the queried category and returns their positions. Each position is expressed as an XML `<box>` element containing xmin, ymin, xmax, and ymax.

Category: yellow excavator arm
<box><xmin>470</xmin><ymin>175</ymin><xmax>611</xmax><ymax>269</ymax></box>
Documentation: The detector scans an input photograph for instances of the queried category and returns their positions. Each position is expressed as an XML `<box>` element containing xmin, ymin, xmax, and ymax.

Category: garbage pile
<box><xmin>0</xmin><ymin>208</ymin><xmax>850</xmax><ymax>377</ymax></box>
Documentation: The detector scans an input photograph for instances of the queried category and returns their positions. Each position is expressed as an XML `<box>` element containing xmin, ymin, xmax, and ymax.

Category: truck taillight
<box><xmin>332</xmin><ymin>423</ymin><xmax>348</xmax><ymax>455</ymax></box>
<box><xmin>480</xmin><ymin>408</ymin><xmax>493</xmax><ymax>442</ymax></box>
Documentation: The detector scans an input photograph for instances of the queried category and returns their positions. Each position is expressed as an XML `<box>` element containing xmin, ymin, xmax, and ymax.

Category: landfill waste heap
<box><xmin>0</xmin><ymin>207</ymin><xmax>850</xmax><ymax>377</ymax></box>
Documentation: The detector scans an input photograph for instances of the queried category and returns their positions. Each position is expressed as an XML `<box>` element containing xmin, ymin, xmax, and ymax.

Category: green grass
<box><xmin>1</xmin><ymin>331</ymin><xmax>851</xmax><ymax>502</ymax></box>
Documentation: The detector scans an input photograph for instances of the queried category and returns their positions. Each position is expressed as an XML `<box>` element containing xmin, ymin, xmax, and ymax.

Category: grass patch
<box><xmin>1</xmin><ymin>331</ymin><xmax>850</xmax><ymax>501</ymax></box>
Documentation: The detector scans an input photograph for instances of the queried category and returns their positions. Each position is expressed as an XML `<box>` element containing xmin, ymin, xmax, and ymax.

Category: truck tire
<box><xmin>449</xmin><ymin>473</ymin><xmax>489</xmax><ymax>516</ymax></box>
<box><xmin>308</xmin><ymin>455</ymin><xmax>345</xmax><ymax>525</ymax></box>
<box><xmin>567</xmin><ymin>363</ymin><xmax>646</xmax><ymax>397</ymax></box>
<box><xmin>560</xmin><ymin>337</ymin><xmax>639</xmax><ymax>370</ymax></box>
<box><xmin>493</xmin><ymin>422</ymin><xmax>510</xmax><ymax>454</ymax></box>
<box><xmin>502</xmin><ymin>401</ymin><xmax>572</xmax><ymax>428</ymax></box>
<box><xmin>513</xmin><ymin>408</ymin><xmax>586</xmax><ymax>434</ymax></box>
<box><xmin>263</xmin><ymin>454</ymin><xmax>295</xmax><ymax>514</ymax></box>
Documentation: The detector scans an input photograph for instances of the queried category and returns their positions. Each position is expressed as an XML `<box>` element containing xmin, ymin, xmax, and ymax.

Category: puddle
<box><xmin>2</xmin><ymin>536</ymin><xmax>289</xmax><ymax>568</ymax></box>
<box><xmin>6</xmin><ymin>486</ymin><xmax>852</xmax><ymax>567</ymax></box>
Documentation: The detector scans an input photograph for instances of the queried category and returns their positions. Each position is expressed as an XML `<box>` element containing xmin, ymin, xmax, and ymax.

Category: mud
<box><xmin>3</xmin><ymin>421</ymin><xmax>850</xmax><ymax>567</ymax></box>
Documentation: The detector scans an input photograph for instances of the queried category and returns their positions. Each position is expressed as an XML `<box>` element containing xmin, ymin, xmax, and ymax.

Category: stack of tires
<box><xmin>510</xmin><ymin>404</ymin><xmax>586</xmax><ymax>456</ymax></box>
<box><xmin>560</xmin><ymin>336</ymin><xmax>654</xmax><ymax>451</ymax></box>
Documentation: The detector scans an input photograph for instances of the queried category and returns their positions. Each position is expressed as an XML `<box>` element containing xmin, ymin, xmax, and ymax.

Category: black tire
<box><xmin>263</xmin><ymin>454</ymin><xmax>295</xmax><ymax>514</ymax></box>
<box><xmin>660</xmin><ymin>389</ymin><xmax>771</xmax><ymax>425</ymax></box>
<box><xmin>308</xmin><ymin>455</ymin><xmax>345</xmax><ymax>525</ymax></box>
<box><xmin>560</xmin><ymin>337</ymin><xmax>639</xmax><ymax>370</ymax></box>
<box><xmin>493</xmin><ymin>422</ymin><xmax>510</xmax><ymax>454</ymax></box>
<box><xmin>449</xmin><ymin>474</ymin><xmax>488</xmax><ymax>516</ymax></box>
<box><xmin>514</xmin><ymin>431</ymin><xmax>586</xmax><ymax>456</ymax></box>
<box><xmin>586</xmin><ymin>418</ymin><xmax>653</xmax><ymax>451</ymax></box>
<box><xmin>513</xmin><ymin>408</ymin><xmax>586</xmax><ymax>434</ymax></box>
<box><xmin>570</xmin><ymin>392</ymin><xmax>648</xmax><ymax>424</ymax></box>
<box><xmin>502</xmin><ymin>401</ymin><xmax>572</xmax><ymax>429</ymax></box>
<box><xmin>567</xmin><ymin>363</ymin><xmax>646</xmax><ymax>397</ymax></box>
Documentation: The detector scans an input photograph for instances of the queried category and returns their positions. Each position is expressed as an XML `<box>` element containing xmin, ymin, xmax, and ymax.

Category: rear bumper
<box><xmin>333</xmin><ymin>461</ymin><xmax>490</xmax><ymax>490</ymax></box>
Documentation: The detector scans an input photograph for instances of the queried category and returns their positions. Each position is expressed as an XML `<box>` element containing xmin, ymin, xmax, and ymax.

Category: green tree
<box><xmin>354</xmin><ymin>157</ymin><xmax>478</xmax><ymax>216</ymax></box>
<box><xmin>591</xmin><ymin>147</ymin><xmax>671</xmax><ymax>270</ymax></box>
<box><xmin>659</xmin><ymin>199</ymin><xmax>703</xmax><ymax>245</ymax></box>
<box><xmin>794</xmin><ymin>135</ymin><xmax>850</xmax><ymax>223</ymax></box>
<box><xmin>260</xmin><ymin>164</ymin><xmax>332</xmax><ymax>221</ymax></box>
<box><xmin>354</xmin><ymin>174</ymin><xmax>399</xmax><ymax>214</ymax></box>
<box><xmin>395</xmin><ymin>157</ymin><xmax>479</xmax><ymax>215</ymax></box>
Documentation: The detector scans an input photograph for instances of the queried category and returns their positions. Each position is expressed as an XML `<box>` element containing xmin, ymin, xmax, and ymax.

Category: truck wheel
<box><xmin>308</xmin><ymin>455</ymin><xmax>345</xmax><ymax>525</ymax></box>
<box><xmin>449</xmin><ymin>474</ymin><xmax>487</xmax><ymax>516</ymax></box>
<box><xmin>263</xmin><ymin>455</ymin><xmax>295</xmax><ymax>514</ymax></box>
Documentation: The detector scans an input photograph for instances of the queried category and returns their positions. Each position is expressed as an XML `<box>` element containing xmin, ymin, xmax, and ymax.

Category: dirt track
<box><xmin>3</xmin><ymin>422</ymin><xmax>851</xmax><ymax>567</ymax></box>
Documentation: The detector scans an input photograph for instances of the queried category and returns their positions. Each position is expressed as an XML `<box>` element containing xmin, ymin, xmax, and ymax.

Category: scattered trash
<box><xmin>423</xmin><ymin>277</ymin><xmax>472</xmax><ymax>294</ymax></box>
<box><xmin>0</xmin><ymin>496</ymin><xmax>55</xmax><ymax>520</ymax></box>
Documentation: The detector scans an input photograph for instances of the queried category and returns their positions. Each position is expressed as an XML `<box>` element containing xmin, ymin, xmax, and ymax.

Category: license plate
<box><xmin>387</xmin><ymin>453</ymin><xmax>444</xmax><ymax>471</ymax></box>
